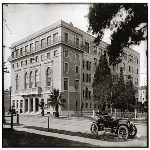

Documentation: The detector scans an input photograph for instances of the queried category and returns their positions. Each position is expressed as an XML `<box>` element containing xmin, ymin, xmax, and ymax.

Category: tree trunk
<box><xmin>55</xmin><ymin>103</ymin><xmax>59</xmax><ymax>117</ymax></box>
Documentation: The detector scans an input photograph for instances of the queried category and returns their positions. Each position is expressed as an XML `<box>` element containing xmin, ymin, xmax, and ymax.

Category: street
<box><xmin>4</xmin><ymin>114</ymin><xmax>147</xmax><ymax>147</ymax></box>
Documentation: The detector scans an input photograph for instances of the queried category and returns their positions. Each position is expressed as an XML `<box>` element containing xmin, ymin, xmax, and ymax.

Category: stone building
<box><xmin>9</xmin><ymin>20</ymin><xmax>140</xmax><ymax>116</ymax></box>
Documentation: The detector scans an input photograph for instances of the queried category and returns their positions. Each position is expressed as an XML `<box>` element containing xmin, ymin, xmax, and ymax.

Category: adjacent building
<box><xmin>9</xmin><ymin>20</ymin><xmax>140</xmax><ymax>116</ymax></box>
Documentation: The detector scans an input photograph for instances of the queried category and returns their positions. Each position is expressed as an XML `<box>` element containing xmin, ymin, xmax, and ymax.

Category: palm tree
<box><xmin>49</xmin><ymin>88</ymin><xmax>66</xmax><ymax>117</ymax></box>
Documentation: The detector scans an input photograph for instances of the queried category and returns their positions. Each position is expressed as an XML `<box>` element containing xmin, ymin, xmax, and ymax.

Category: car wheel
<box><xmin>118</xmin><ymin>125</ymin><xmax>129</xmax><ymax>139</ymax></box>
<box><xmin>129</xmin><ymin>125</ymin><xmax>137</xmax><ymax>137</ymax></box>
<box><xmin>90</xmin><ymin>123</ymin><xmax>98</xmax><ymax>135</ymax></box>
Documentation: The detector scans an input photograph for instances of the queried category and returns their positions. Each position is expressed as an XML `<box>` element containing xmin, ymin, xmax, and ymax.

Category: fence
<box><xmin>82</xmin><ymin>110</ymin><xmax>147</xmax><ymax>119</ymax></box>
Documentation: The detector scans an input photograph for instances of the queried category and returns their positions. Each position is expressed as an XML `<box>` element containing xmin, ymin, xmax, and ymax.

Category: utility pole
<box><xmin>9</xmin><ymin>86</ymin><xmax>12</xmax><ymax>107</ymax></box>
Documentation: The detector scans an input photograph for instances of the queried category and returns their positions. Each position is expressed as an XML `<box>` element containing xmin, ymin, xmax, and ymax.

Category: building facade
<box><xmin>9</xmin><ymin>20</ymin><xmax>140</xmax><ymax>116</ymax></box>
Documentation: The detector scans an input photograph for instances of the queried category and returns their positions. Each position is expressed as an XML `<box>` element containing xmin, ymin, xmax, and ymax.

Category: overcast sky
<box><xmin>3</xmin><ymin>3</ymin><xmax>147</xmax><ymax>89</ymax></box>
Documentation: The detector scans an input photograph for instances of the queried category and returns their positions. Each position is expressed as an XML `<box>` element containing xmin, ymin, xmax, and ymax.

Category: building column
<box><xmin>33</xmin><ymin>97</ymin><xmax>35</xmax><ymax>113</ymax></box>
<box><xmin>28</xmin><ymin>97</ymin><xmax>30</xmax><ymax>113</ymax></box>
<box><xmin>23</xmin><ymin>99</ymin><xmax>25</xmax><ymax>113</ymax></box>
<box><xmin>18</xmin><ymin>100</ymin><xmax>20</xmax><ymax>113</ymax></box>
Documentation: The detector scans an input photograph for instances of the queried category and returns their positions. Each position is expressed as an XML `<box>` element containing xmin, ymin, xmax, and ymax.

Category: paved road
<box><xmin>4</xmin><ymin>114</ymin><xmax>147</xmax><ymax>147</ymax></box>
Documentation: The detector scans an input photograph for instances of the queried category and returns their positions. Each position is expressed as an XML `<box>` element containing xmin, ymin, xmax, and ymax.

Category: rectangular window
<box><xmin>16</xmin><ymin>49</ymin><xmax>18</xmax><ymax>57</ymax></box>
<box><xmin>35</xmin><ymin>56</ymin><xmax>38</xmax><ymax>62</ymax></box>
<box><xmin>41</xmin><ymin>39</ymin><xmax>45</xmax><ymax>48</ymax></box>
<box><xmin>83</xmin><ymin>90</ymin><xmax>84</xmax><ymax>98</ymax></box>
<box><xmin>47</xmin><ymin>53</ymin><xmax>50</xmax><ymax>59</ymax></box>
<box><xmin>89</xmin><ymin>91</ymin><xmax>91</xmax><ymax>99</ymax></box>
<box><xmin>83</xmin><ymin>59</ymin><xmax>85</xmax><ymax>68</ymax></box>
<box><xmin>41</xmin><ymin>55</ymin><xmax>43</xmax><ymax>61</ymax></box>
<box><xmin>65</xmin><ymin>33</ymin><xmax>68</xmax><ymax>43</ymax></box>
<box><xmin>64</xmin><ymin>78</ymin><xmax>68</xmax><ymax>90</ymax></box>
<box><xmin>16</xmin><ymin>100</ymin><xmax>18</xmax><ymax>108</ymax></box>
<box><xmin>89</xmin><ymin>62</ymin><xmax>91</xmax><ymax>70</ymax></box>
<box><xmin>53</xmin><ymin>33</ymin><xmax>58</xmax><ymax>43</ymax></box>
<box><xmin>75</xmin><ymin>80</ymin><xmax>79</xmax><ymax>90</ymax></box>
<box><xmin>20</xmin><ymin>48</ymin><xmax>23</xmax><ymax>56</ymax></box>
<box><xmin>89</xmin><ymin>74</ymin><xmax>91</xmax><ymax>82</ymax></box>
<box><xmin>54</xmin><ymin>50</ymin><xmax>57</xmax><ymax>56</ymax></box>
<box><xmin>20</xmin><ymin>100</ymin><xmax>23</xmax><ymax>109</ymax></box>
<box><xmin>137</xmin><ymin>68</ymin><xmax>138</xmax><ymax>74</ymax></box>
<box><xmin>35</xmin><ymin>41</ymin><xmax>39</xmax><ymax>50</ymax></box>
<box><xmin>12</xmin><ymin>64</ymin><xmax>14</xmax><ymax>68</ymax></box>
<box><xmin>75</xmin><ymin>66</ymin><xmax>79</xmax><ymax>74</ymax></box>
<box><xmin>128</xmin><ymin>55</ymin><xmax>133</xmax><ymax>63</ymax></box>
<box><xmin>86</xmin><ymin>103</ymin><xmax>88</xmax><ymax>108</ymax></box>
<box><xmin>64</xmin><ymin>50</ymin><xmax>68</xmax><ymax>58</ymax></box>
<box><xmin>29</xmin><ymin>44</ymin><xmax>33</xmax><ymax>52</ymax></box>
<box><xmin>86</xmin><ymin>73</ymin><xmax>88</xmax><ymax>82</ymax></box>
<box><xmin>21</xmin><ymin>61</ymin><xmax>23</xmax><ymax>67</ymax></box>
<box><xmin>13</xmin><ymin>100</ymin><xmax>15</xmax><ymax>107</ymax></box>
<box><xmin>47</xmin><ymin>36</ymin><xmax>51</xmax><ymax>45</ymax></box>
<box><xmin>30</xmin><ymin>58</ymin><xmax>33</xmax><ymax>64</ymax></box>
<box><xmin>64</xmin><ymin>63</ymin><xmax>68</xmax><ymax>72</ymax></box>
<box><xmin>76</xmin><ymin>101</ymin><xmax>78</xmax><ymax>107</ymax></box>
<box><xmin>17</xmin><ymin>63</ymin><xmax>18</xmax><ymax>68</ymax></box>
<box><xmin>86</xmin><ymin>61</ymin><xmax>88</xmax><ymax>70</ymax></box>
<box><xmin>129</xmin><ymin>66</ymin><xmax>131</xmax><ymax>72</ymax></box>
<box><xmin>132</xmin><ymin>67</ymin><xmax>133</xmax><ymax>73</ymax></box>
<box><xmin>25</xmin><ymin>60</ymin><xmax>27</xmax><ymax>65</ymax></box>
<box><xmin>85</xmin><ymin>42</ymin><xmax>89</xmax><ymax>53</ymax></box>
<box><xmin>12</xmin><ymin>52</ymin><xmax>14</xmax><ymax>58</ymax></box>
<box><xmin>75</xmin><ymin>54</ymin><xmax>79</xmax><ymax>60</ymax></box>
<box><xmin>76</xmin><ymin>38</ymin><xmax>79</xmax><ymax>48</ymax></box>
<box><xmin>82</xmin><ymin>103</ymin><xmax>84</xmax><ymax>109</ymax></box>
<box><xmin>83</xmin><ymin>73</ymin><xmax>84</xmax><ymax>82</ymax></box>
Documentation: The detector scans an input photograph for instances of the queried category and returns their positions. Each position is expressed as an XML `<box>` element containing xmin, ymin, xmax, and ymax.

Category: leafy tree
<box><xmin>49</xmin><ymin>88</ymin><xmax>66</xmax><ymax>117</ymax></box>
<box><xmin>112</xmin><ymin>67</ymin><xmax>127</xmax><ymax>111</ymax></box>
<box><xmin>92</xmin><ymin>54</ymin><xmax>112</xmax><ymax>111</ymax></box>
<box><xmin>86</xmin><ymin>3</ymin><xmax>148</xmax><ymax>64</ymax></box>
<box><xmin>126</xmin><ymin>79</ymin><xmax>136</xmax><ymax>111</ymax></box>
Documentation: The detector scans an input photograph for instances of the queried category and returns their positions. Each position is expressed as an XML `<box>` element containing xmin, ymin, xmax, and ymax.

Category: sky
<box><xmin>3</xmin><ymin>3</ymin><xmax>148</xmax><ymax>89</ymax></box>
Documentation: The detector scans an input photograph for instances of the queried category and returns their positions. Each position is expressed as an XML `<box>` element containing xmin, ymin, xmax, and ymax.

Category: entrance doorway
<box><xmin>30</xmin><ymin>98</ymin><xmax>33</xmax><ymax>112</ymax></box>
<box><xmin>35</xmin><ymin>98</ymin><xmax>39</xmax><ymax>112</ymax></box>
<box><xmin>25</xmin><ymin>99</ymin><xmax>28</xmax><ymax>112</ymax></box>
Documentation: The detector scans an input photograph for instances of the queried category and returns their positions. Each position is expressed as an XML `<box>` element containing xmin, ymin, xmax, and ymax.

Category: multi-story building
<box><xmin>9</xmin><ymin>20</ymin><xmax>140</xmax><ymax>116</ymax></box>
<box><xmin>139</xmin><ymin>86</ymin><xmax>147</xmax><ymax>104</ymax></box>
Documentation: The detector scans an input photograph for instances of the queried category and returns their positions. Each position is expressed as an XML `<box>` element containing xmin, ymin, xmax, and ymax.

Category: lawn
<box><xmin>3</xmin><ymin>128</ymin><xmax>96</xmax><ymax>147</ymax></box>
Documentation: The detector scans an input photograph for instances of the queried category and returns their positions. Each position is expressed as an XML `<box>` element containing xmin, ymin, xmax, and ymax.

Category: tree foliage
<box><xmin>92</xmin><ymin>55</ymin><xmax>112</xmax><ymax>110</ymax></box>
<box><xmin>112</xmin><ymin>67</ymin><xmax>136</xmax><ymax>111</ymax></box>
<box><xmin>86</xmin><ymin>3</ymin><xmax>148</xmax><ymax>64</ymax></box>
<box><xmin>49</xmin><ymin>88</ymin><xmax>66</xmax><ymax>117</ymax></box>
<box><xmin>112</xmin><ymin>67</ymin><xmax>127</xmax><ymax>111</ymax></box>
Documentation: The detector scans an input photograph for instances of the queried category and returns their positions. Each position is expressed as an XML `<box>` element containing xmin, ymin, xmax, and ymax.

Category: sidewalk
<box><xmin>3</xmin><ymin>124</ymin><xmax>147</xmax><ymax>147</ymax></box>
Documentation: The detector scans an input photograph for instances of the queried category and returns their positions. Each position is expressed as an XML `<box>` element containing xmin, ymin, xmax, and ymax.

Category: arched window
<box><xmin>29</xmin><ymin>71</ymin><xmax>33</xmax><ymax>88</ymax></box>
<box><xmin>16</xmin><ymin>74</ymin><xmax>19</xmax><ymax>90</ymax></box>
<box><xmin>25</xmin><ymin>72</ymin><xmax>28</xmax><ymax>89</ymax></box>
<box><xmin>46</xmin><ymin>67</ymin><xmax>52</xmax><ymax>86</ymax></box>
<box><xmin>35</xmin><ymin>70</ymin><xmax>39</xmax><ymax>87</ymax></box>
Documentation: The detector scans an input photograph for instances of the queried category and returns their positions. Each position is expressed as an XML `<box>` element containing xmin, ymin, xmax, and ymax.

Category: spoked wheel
<box><xmin>129</xmin><ymin>124</ymin><xmax>137</xmax><ymax>137</ymax></box>
<box><xmin>90</xmin><ymin>123</ymin><xmax>98</xmax><ymax>135</ymax></box>
<box><xmin>118</xmin><ymin>125</ymin><xmax>129</xmax><ymax>139</ymax></box>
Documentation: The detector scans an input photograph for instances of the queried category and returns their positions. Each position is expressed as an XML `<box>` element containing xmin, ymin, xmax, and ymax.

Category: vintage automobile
<box><xmin>90</xmin><ymin>112</ymin><xmax>137</xmax><ymax>139</ymax></box>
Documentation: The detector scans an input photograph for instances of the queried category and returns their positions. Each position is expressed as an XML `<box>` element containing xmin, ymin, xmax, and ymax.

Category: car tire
<box><xmin>118</xmin><ymin>125</ymin><xmax>129</xmax><ymax>139</ymax></box>
<box><xmin>129</xmin><ymin>125</ymin><xmax>137</xmax><ymax>137</ymax></box>
<box><xmin>90</xmin><ymin>123</ymin><xmax>98</xmax><ymax>135</ymax></box>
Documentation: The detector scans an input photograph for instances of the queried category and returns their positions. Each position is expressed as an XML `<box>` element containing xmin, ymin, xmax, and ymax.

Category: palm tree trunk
<box><xmin>55</xmin><ymin>103</ymin><xmax>59</xmax><ymax>117</ymax></box>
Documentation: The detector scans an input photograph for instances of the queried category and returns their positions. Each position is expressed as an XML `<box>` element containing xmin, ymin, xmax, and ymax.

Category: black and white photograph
<box><xmin>2</xmin><ymin>2</ymin><xmax>148</xmax><ymax>147</ymax></box>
